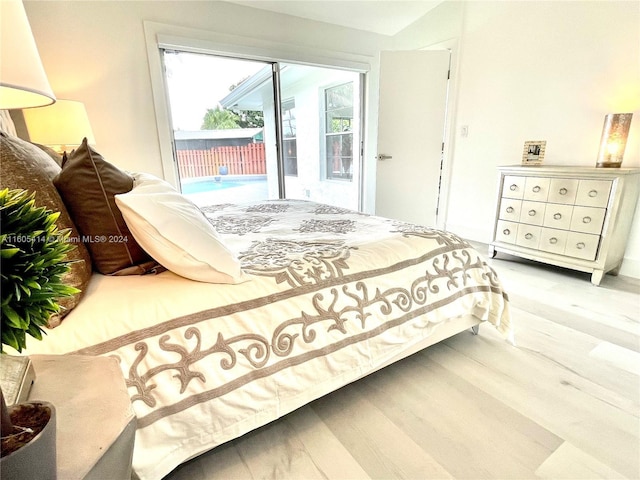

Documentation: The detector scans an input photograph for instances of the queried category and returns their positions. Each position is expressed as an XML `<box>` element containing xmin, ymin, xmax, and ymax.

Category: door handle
<box><xmin>376</xmin><ymin>154</ymin><xmax>393</xmax><ymax>161</ymax></box>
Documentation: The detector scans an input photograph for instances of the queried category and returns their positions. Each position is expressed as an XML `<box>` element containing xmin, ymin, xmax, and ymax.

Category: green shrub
<box><xmin>1</xmin><ymin>188</ymin><xmax>79</xmax><ymax>353</ymax></box>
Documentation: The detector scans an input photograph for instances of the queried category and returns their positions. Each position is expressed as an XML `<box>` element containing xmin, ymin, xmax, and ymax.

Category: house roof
<box><xmin>219</xmin><ymin>64</ymin><xmax>336</xmax><ymax>111</ymax></box>
<box><xmin>173</xmin><ymin>128</ymin><xmax>263</xmax><ymax>140</ymax></box>
<box><xmin>219</xmin><ymin>65</ymin><xmax>273</xmax><ymax>111</ymax></box>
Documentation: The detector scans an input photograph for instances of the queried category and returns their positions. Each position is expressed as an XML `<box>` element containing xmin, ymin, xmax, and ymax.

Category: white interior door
<box><xmin>375</xmin><ymin>50</ymin><xmax>450</xmax><ymax>227</ymax></box>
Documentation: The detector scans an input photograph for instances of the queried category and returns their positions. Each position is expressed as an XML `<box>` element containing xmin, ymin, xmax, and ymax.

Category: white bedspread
<box><xmin>23</xmin><ymin>200</ymin><xmax>512</xmax><ymax>479</ymax></box>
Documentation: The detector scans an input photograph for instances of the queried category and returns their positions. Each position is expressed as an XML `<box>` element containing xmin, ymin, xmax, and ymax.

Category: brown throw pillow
<box><xmin>32</xmin><ymin>142</ymin><xmax>64</xmax><ymax>167</ymax></box>
<box><xmin>0</xmin><ymin>131</ymin><xmax>92</xmax><ymax>327</ymax></box>
<box><xmin>53</xmin><ymin>138</ymin><xmax>157</xmax><ymax>275</ymax></box>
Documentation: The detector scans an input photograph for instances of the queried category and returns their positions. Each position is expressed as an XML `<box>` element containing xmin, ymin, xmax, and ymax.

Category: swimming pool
<box><xmin>181</xmin><ymin>175</ymin><xmax>266</xmax><ymax>195</ymax></box>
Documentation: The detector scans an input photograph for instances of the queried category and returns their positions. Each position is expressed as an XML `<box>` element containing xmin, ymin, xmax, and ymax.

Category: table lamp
<box><xmin>596</xmin><ymin>113</ymin><xmax>633</xmax><ymax>168</ymax></box>
<box><xmin>22</xmin><ymin>100</ymin><xmax>96</xmax><ymax>153</ymax></box>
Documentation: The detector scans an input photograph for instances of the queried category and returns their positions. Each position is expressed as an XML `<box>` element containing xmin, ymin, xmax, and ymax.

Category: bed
<box><xmin>1</xmin><ymin>127</ymin><xmax>513</xmax><ymax>480</ymax></box>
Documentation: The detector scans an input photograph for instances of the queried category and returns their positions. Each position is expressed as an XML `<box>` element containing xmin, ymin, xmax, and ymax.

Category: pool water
<box><xmin>181</xmin><ymin>178</ymin><xmax>246</xmax><ymax>194</ymax></box>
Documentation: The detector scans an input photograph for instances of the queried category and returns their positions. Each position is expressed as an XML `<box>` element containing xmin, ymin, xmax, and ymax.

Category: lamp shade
<box><xmin>23</xmin><ymin>100</ymin><xmax>96</xmax><ymax>152</ymax></box>
<box><xmin>0</xmin><ymin>0</ymin><xmax>56</xmax><ymax>109</ymax></box>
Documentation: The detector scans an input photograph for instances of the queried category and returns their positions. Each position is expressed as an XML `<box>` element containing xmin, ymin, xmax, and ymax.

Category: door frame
<box><xmin>423</xmin><ymin>39</ymin><xmax>461</xmax><ymax>231</ymax></box>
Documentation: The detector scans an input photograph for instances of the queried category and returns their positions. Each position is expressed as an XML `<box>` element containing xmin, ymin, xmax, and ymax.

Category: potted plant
<box><xmin>1</xmin><ymin>188</ymin><xmax>79</xmax><ymax>480</ymax></box>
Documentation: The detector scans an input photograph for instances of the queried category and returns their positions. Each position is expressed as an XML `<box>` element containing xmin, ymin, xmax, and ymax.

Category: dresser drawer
<box><xmin>575</xmin><ymin>180</ymin><xmax>612</xmax><ymax>208</ymax></box>
<box><xmin>516</xmin><ymin>224</ymin><xmax>541</xmax><ymax>249</ymax></box>
<box><xmin>519</xmin><ymin>201</ymin><xmax>545</xmax><ymax>226</ymax></box>
<box><xmin>502</xmin><ymin>175</ymin><xmax>525</xmax><ymax>199</ymax></box>
<box><xmin>495</xmin><ymin>220</ymin><xmax>518</xmax><ymax>244</ymax></box>
<box><xmin>539</xmin><ymin>228</ymin><xmax>568</xmax><ymax>255</ymax></box>
<box><xmin>570</xmin><ymin>206</ymin><xmax>606</xmax><ymax>235</ymax></box>
<box><xmin>523</xmin><ymin>177</ymin><xmax>550</xmax><ymax>202</ymax></box>
<box><xmin>565</xmin><ymin>232</ymin><xmax>600</xmax><ymax>260</ymax></box>
<box><xmin>547</xmin><ymin>178</ymin><xmax>578</xmax><ymax>204</ymax></box>
<box><xmin>543</xmin><ymin>203</ymin><xmax>573</xmax><ymax>230</ymax></box>
<box><xmin>498</xmin><ymin>198</ymin><xmax>522</xmax><ymax>221</ymax></box>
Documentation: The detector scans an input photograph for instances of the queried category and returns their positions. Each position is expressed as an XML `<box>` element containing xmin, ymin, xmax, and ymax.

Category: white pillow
<box><xmin>115</xmin><ymin>173</ymin><xmax>247</xmax><ymax>284</ymax></box>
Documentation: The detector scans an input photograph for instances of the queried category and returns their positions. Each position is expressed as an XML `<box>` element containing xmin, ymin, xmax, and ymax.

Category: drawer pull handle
<box><xmin>553</xmin><ymin>213</ymin><xmax>562</xmax><ymax>220</ymax></box>
<box><xmin>583</xmin><ymin>216</ymin><xmax>591</xmax><ymax>224</ymax></box>
<box><xmin>549</xmin><ymin>237</ymin><xmax>558</xmax><ymax>244</ymax></box>
<box><xmin>503</xmin><ymin>229</ymin><xmax>511</xmax><ymax>235</ymax></box>
<box><xmin>510</xmin><ymin>184</ymin><xmax>518</xmax><ymax>191</ymax></box>
<box><xmin>525</xmin><ymin>233</ymin><xmax>533</xmax><ymax>240</ymax></box>
<box><xmin>589</xmin><ymin>189</ymin><xmax>598</xmax><ymax>198</ymax></box>
<box><xmin>528</xmin><ymin>210</ymin><xmax>536</xmax><ymax>216</ymax></box>
<box><xmin>576</xmin><ymin>242</ymin><xmax>586</xmax><ymax>249</ymax></box>
<box><xmin>506</xmin><ymin>206</ymin><xmax>514</xmax><ymax>213</ymax></box>
<box><xmin>532</xmin><ymin>186</ymin><xmax>541</xmax><ymax>193</ymax></box>
<box><xmin>559</xmin><ymin>188</ymin><xmax>568</xmax><ymax>195</ymax></box>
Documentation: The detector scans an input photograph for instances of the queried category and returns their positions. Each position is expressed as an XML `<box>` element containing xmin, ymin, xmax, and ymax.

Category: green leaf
<box><xmin>1</xmin><ymin>247</ymin><xmax>20</xmax><ymax>259</ymax></box>
<box><xmin>3</xmin><ymin>304</ymin><xmax>23</xmax><ymax>328</ymax></box>
<box><xmin>1</xmin><ymin>328</ymin><xmax>21</xmax><ymax>353</ymax></box>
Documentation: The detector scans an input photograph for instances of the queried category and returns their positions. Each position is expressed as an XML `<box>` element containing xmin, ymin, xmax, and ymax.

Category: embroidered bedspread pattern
<box><xmin>33</xmin><ymin>200</ymin><xmax>511</xmax><ymax>480</ymax></box>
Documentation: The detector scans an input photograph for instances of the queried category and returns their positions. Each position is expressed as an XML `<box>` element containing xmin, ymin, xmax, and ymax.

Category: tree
<box><xmin>201</xmin><ymin>75</ymin><xmax>266</xmax><ymax>130</ymax></box>
<box><xmin>232</xmin><ymin>109</ymin><xmax>264</xmax><ymax>129</ymax></box>
<box><xmin>201</xmin><ymin>106</ymin><xmax>239</xmax><ymax>130</ymax></box>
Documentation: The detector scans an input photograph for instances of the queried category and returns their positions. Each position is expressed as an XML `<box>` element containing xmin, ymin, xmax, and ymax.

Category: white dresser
<box><xmin>489</xmin><ymin>165</ymin><xmax>640</xmax><ymax>285</ymax></box>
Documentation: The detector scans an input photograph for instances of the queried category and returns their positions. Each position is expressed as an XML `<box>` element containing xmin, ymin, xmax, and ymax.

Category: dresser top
<box><xmin>499</xmin><ymin>165</ymin><xmax>640</xmax><ymax>176</ymax></box>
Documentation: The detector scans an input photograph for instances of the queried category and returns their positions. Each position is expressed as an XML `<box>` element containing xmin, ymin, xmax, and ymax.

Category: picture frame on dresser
<box><xmin>489</xmin><ymin>165</ymin><xmax>640</xmax><ymax>285</ymax></box>
<box><xmin>522</xmin><ymin>141</ymin><xmax>546</xmax><ymax>165</ymax></box>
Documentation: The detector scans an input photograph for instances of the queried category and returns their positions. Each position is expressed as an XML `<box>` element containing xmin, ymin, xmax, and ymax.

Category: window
<box><xmin>281</xmin><ymin>98</ymin><xmax>297</xmax><ymax>176</ymax></box>
<box><xmin>324</xmin><ymin>82</ymin><xmax>354</xmax><ymax>181</ymax></box>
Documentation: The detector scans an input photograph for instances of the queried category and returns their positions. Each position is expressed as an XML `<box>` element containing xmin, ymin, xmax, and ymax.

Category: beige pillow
<box><xmin>0</xmin><ymin>131</ymin><xmax>92</xmax><ymax>326</ymax></box>
<box><xmin>54</xmin><ymin>138</ymin><xmax>158</xmax><ymax>275</ymax></box>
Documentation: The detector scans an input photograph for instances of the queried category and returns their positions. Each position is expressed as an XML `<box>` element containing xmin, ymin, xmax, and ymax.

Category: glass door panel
<box><xmin>278</xmin><ymin>63</ymin><xmax>361</xmax><ymax>210</ymax></box>
<box><xmin>162</xmin><ymin>50</ymin><xmax>277</xmax><ymax>206</ymax></box>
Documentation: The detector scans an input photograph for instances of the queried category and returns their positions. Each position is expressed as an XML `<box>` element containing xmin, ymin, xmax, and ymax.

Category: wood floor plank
<box><xmin>505</xmin><ymin>291</ymin><xmax>639</xmax><ymax>352</ymax></box>
<box><xmin>229</xmin><ymin>414</ymin><xmax>329</xmax><ymax>480</ymax></box>
<box><xmin>426</xmin><ymin>329</ymin><xmax>640</xmax><ymax>477</ymax></box>
<box><xmin>356</xmin><ymin>350</ymin><xmax>562</xmax><ymax>479</ymax></box>
<box><xmin>167</xmin><ymin>440</ymin><xmax>250</xmax><ymax>480</ymax></box>
<box><xmin>589</xmin><ymin>341</ymin><xmax>640</xmax><ymax>375</ymax></box>
<box><xmin>535</xmin><ymin>441</ymin><xmax>627</xmax><ymax>479</ymax></box>
<box><xmin>311</xmin><ymin>383</ymin><xmax>454</xmax><ymax>479</ymax></box>
<box><xmin>504</xmin><ymin>306</ymin><xmax>640</xmax><ymax>412</ymax></box>
<box><xmin>283</xmin><ymin>407</ymin><xmax>372</xmax><ymax>480</ymax></box>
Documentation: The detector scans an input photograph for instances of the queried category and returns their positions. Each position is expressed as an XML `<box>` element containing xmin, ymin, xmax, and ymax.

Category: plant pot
<box><xmin>1</xmin><ymin>401</ymin><xmax>56</xmax><ymax>480</ymax></box>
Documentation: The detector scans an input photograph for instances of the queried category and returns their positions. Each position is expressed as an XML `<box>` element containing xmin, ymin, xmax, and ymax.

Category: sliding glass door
<box><xmin>162</xmin><ymin>50</ymin><xmax>363</xmax><ymax>210</ymax></box>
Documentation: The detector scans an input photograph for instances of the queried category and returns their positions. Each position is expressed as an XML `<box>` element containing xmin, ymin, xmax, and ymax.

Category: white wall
<box><xmin>395</xmin><ymin>0</ymin><xmax>640</xmax><ymax>278</ymax></box>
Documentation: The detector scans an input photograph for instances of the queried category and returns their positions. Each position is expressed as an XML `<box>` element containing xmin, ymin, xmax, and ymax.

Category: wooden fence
<box><xmin>176</xmin><ymin>143</ymin><xmax>266</xmax><ymax>178</ymax></box>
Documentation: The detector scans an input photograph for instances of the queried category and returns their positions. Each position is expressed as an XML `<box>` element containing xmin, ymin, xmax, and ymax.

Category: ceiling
<box><xmin>225</xmin><ymin>1</ymin><xmax>443</xmax><ymax>36</ymax></box>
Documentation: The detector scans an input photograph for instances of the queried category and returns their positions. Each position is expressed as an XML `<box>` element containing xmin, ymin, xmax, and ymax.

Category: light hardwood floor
<box><xmin>164</xmin><ymin>245</ymin><xmax>640</xmax><ymax>480</ymax></box>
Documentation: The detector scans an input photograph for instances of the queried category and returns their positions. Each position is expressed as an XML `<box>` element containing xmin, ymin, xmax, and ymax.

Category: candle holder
<box><xmin>596</xmin><ymin>113</ymin><xmax>632</xmax><ymax>168</ymax></box>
